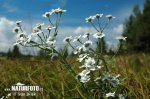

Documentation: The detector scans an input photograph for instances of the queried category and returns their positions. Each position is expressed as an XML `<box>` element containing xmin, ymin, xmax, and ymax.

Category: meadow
<box><xmin>0</xmin><ymin>53</ymin><xmax>150</xmax><ymax>99</ymax></box>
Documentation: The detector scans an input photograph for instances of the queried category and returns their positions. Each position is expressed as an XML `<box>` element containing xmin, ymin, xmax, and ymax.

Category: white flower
<box><xmin>46</xmin><ymin>36</ymin><xmax>56</xmax><ymax>45</ymax></box>
<box><xmin>73</xmin><ymin>46</ymin><xmax>83</xmax><ymax>54</ymax></box>
<box><xmin>43</xmin><ymin>11</ymin><xmax>53</xmax><ymax>18</ymax></box>
<box><xmin>77</xmin><ymin>54</ymin><xmax>88</xmax><ymax>62</ymax></box>
<box><xmin>84</xmin><ymin>57</ymin><xmax>95</xmax><ymax>67</ymax></box>
<box><xmin>63</xmin><ymin>36</ymin><xmax>72</xmax><ymax>43</ymax></box>
<box><xmin>12</xmin><ymin>27</ymin><xmax>20</xmax><ymax>33</ymax></box>
<box><xmin>73</xmin><ymin>35</ymin><xmax>81</xmax><ymax>42</ymax></box>
<box><xmin>14</xmin><ymin>33</ymin><xmax>27</xmax><ymax>45</ymax></box>
<box><xmin>102</xmin><ymin>73</ymin><xmax>120</xmax><ymax>86</ymax></box>
<box><xmin>52</xmin><ymin>8</ymin><xmax>66</xmax><ymax>14</ymax></box>
<box><xmin>83</xmin><ymin>40</ymin><xmax>92</xmax><ymax>51</ymax></box>
<box><xmin>97</xmin><ymin>65</ymin><xmax>103</xmax><ymax>69</ymax></box>
<box><xmin>106</xmin><ymin>14</ymin><xmax>116</xmax><ymax>21</ymax></box>
<box><xmin>46</xmin><ymin>26</ymin><xmax>56</xmax><ymax>31</ymax></box>
<box><xmin>78</xmin><ymin>69</ymin><xmax>90</xmax><ymax>76</ymax></box>
<box><xmin>80</xmin><ymin>74</ymin><xmax>90</xmax><ymax>83</ymax></box>
<box><xmin>106</xmin><ymin>92</ymin><xmax>115</xmax><ymax>98</ymax></box>
<box><xmin>93</xmin><ymin>32</ymin><xmax>105</xmax><ymax>38</ymax></box>
<box><xmin>32</xmin><ymin>23</ymin><xmax>44</xmax><ymax>35</ymax></box>
<box><xmin>35</xmin><ymin>23</ymin><xmax>44</xmax><ymax>30</ymax></box>
<box><xmin>85</xmin><ymin>16</ymin><xmax>95</xmax><ymax>22</ymax></box>
<box><xmin>95</xmin><ymin>14</ymin><xmax>103</xmax><ymax>19</ymax></box>
<box><xmin>15</xmin><ymin>82</ymin><xmax>25</xmax><ymax>86</ymax></box>
<box><xmin>111</xmin><ymin>76</ymin><xmax>120</xmax><ymax>85</ymax></box>
<box><xmin>82</xmin><ymin>32</ymin><xmax>91</xmax><ymax>38</ymax></box>
<box><xmin>116</xmin><ymin>36</ymin><xmax>127</xmax><ymax>41</ymax></box>
<box><xmin>77</xmin><ymin>70</ymin><xmax>91</xmax><ymax>83</ymax></box>
<box><xmin>14</xmin><ymin>33</ymin><xmax>31</xmax><ymax>45</ymax></box>
<box><xmin>116</xmin><ymin>74</ymin><xmax>121</xmax><ymax>78</ymax></box>
<box><xmin>16</xmin><ymin>20</ymin><xmax>22</xmax><ymax>26</ymax></box>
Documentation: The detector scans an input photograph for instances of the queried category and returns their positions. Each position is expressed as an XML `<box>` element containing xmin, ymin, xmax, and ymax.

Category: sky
<box><xmin>0</xmin><ymin>0</ymin><xmax>145</xmax><ymax>54</ymax></box>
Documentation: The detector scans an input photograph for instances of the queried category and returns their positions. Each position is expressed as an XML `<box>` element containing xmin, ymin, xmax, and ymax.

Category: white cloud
<box><xmin>74</xmin><ymin>26</ymin><xmax>95</xmax><ymax>34</ymax></box>
<box><xmin>112</xmin><ymin>24</ymin><xmax>123</xmax><ymax>34</ymax></box>
<box><xmin>104</xmin><ymin>24</ymin><xmax>124</xmax><ymax>49</ymax></box>
<box><xmin>0</xmin><ymin>17</ymin><xmax>15</xmax><ymax>52</ymax></box>
<box><xmin>2</xmin><ymin>2</ymin><xmax>18</xmax><ymax>13</ymax></box>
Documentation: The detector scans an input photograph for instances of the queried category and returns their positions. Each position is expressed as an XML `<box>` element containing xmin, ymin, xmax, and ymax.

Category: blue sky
<box><xmin>0</xmin><ymin>0</ymin><xmax>144</xmax><ymax>26</ymax></box>
<box><xmin>0</xmin><ymin>0</ymin><xmax>145</xmax><ymax>53</ymax></box>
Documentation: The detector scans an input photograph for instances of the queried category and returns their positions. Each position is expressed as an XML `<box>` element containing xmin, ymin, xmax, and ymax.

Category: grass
<box><xmin>0</xmin><ymin>53</ymin><xmax>150</xmax><ymax>99</ymax></box>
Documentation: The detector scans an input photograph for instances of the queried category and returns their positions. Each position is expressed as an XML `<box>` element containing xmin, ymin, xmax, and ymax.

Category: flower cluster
<box><xmin>13</xmin><ymin>8</ymin><xmax>66</xmax><ymax>58</ymax></box>
<box><xmin>63</xmin><ymin>12</ymin><xmax>126</xmax><ymax>98</ymax></box>
<box><xmin>12</xmin><ymin>8</ymin><xmax>126</xmax><ymax>98</ymax></box>
<box><xmin>43</xmin><ymin>8</ymin><xmax>66</xmax><ymax>18</ymax></box>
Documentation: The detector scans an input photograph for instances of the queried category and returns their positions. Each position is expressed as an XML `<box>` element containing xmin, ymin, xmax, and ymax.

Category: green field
<box><xmin>0</xmin><ymin>53</ymin><xmax>150</xmax><ymax>99</ymax></box>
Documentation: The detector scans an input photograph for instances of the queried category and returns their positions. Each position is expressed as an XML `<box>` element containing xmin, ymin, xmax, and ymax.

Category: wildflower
<box><xmin>84</xmin><ymin>57</ymin><xmax>95</xmax><ymax>67</ymax></box>
<box><xmin>93</xmin><ymin>32</ymin><xmax>105</xmax><ymax>38</ymax></box>
<box><xmin>116</xmin><ymin>36</ymin><xmax>127</xmax><ymax>41</ymax></box>
<box><xmin>35</xmin><ymin>23</ymin><xmax>44</xmax><ymax>30</ymax></box>
<box><xmin>77</xmin><ymin>70</ymin><xmax>91</xmax><ymax>83</ymax></box>
<box><xmin>73</xmin><ymin>46</ymin><xmax>83</xmax><ymax>54</ymax></box>
<box><xmin>83</xmin><ymin>40</ymin><xmax>92</xmax><ymax>51</ymax></box>
<box><xmin>14</xmin><ymin>33</ymin><xmax>30</xmax><ymax>45</ymax></box>
<box><xmin>111</xmin><ymin>76</ymin><xmax>120</xmax><ymax>85</ymax></box>
<box><xmin>97</xmin><ymin>65</ymin><xmax>103</xmax><ymax>69</ymax></box>
<box><xmin>116</xmin><ymin>74</ymin><xmax>121</xmax><ymax>78</ymax></box>
<box><xmin>95</xmin><ymin>14</ymin><xmax>103</xmax><ymax>19</ymax></box>
<box><xmin>46</xmin><ymin>25</ymin><xmax>56</xmax><ymax>31</ymax></box>
<box><xmin>73</xmin><ymin>35</ymin><xmax>81</xmax><ymax>42</ymax></box>
<box><xmin>46</xmin><ymin>36</ymin><xmax>56</xmax><ymax>45</ymax></box>
<box><xmin>106</xmin><ymin>92</ymin><xmax>115</xmax><ymax>98</ymax></box>
<box><xmin>16</xmin><ymin>20</ymin><xmax>22</xmax><ymax>26</ymax></box>
<box><xmin>82</xmin><ymin>32</ymin><xmax>91</xmax><ymax>39</ymax></box>
<box><xmin>15</xmin><ymin>82</ymin><xmax>25</xmax><ymax>86</ymax></box>
<box><xmin>12</xmin><ymin>27</ymin><xmax>20</xmax><ymax>33</ymax></box>
<box><xmin>102</xmin><ymin>73</ymin><xmax>120</xmax><ymax>86</ymax></box>
<box><xmin>63</xmin><ymin>36</ymin><xmax>72</xmax><ymax>43</ymax></box>
<box><xmin>78</xmin><ymin>69</ymin><xmax>90</xmax><ymax>76</ymax></box>
<box><xmin>43</xmin><ymin>11</ymin><xmax>53</xmax><ymax>18</ymax></box>
<box><xmin>52</xmin><ymin>8</ymin><xmax>66</xmax><ymax>14</ymax></box>
<box><xmin>106</xmin><ymin>14</ymin><xmax>115</xmax><ymax>21</ymax></box>
<box><xmin>85</xmin><ymin>16</ymin><xmax>95</xmax><ymax>22</ymax></box>
<box><xmin>80</xmin><ymin>57</ymin><xmax>101</xmax><ymax>71</ymax></box>
<box><xmin>32</xmin><ymin>23</ymin><xmax>44</xmax><ymax>35</ymax></box>
<box><xmin>77</xmin><ymin>54</ymin><xmax>88</xmax><ymax>62</ymax></box>
<box><xmin>80</xmin><ymin>74</ymin><xmax>90</xmax><ymax>83</ymax></box>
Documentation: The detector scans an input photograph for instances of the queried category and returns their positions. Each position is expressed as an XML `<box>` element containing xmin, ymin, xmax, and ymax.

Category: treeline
<box><xmin>5</xmin><ymin>45</ymin><xmax>31</xmax><ymax>59</ymax></box>
<box><xmin>0</xmin><ymin>45</ymin><xmax>69</xmax><ymax>59</ymax></box>
<box><xmin>122</xmin><ymin>0</ymin><xmax>150</xmax><ymax>52</ymax></box>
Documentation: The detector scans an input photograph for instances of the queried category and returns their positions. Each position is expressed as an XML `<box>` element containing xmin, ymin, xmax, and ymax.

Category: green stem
<box><xmin>90</xmin><ymin>22</ymin><xmax>100</xmax><ymax>32</ymax></box>
<box><xmin>97</xmin><ymin>18</ymin><xmax>102</xmax><ymax>31</ymax></box>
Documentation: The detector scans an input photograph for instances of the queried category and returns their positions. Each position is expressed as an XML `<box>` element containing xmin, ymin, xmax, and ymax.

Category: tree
<box><xmin>7</xmin><ymin>48</ymin><xmax>12</xmax><ymax>59</ymax></box>
<box><xmin>12</xmin><ymin>45</ymin><xmax>21</xmax><ymax>58</ymax></box>
<box><xmin>122</xmin><ymin>1</ymin><xmax>150</xmax><ymax>52</ymax></box>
